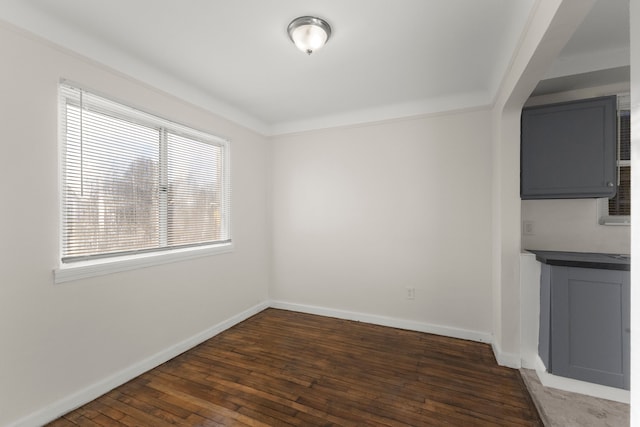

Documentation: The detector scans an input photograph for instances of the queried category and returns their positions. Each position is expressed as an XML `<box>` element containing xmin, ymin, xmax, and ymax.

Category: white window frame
<box><xmin>598</xmin><ymin>93</ymin><xmax>630</xmax><ymax>226</ymax></box>
<box><xmin>55</xmin><ymin>82</ymin><xmax>232</xmax><ymax>283</ymax></box>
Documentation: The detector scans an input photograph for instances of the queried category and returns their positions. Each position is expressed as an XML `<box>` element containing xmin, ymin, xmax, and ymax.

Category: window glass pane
<box><xmin>63</xmin><ymin>104</ymin><xmax>160</xmax><ymax>259</ymax></box>
<box><xmin>167</xmin><ymin>133</ymin><xmax>224</xmax><ymax>246</ymax></box>
<box><xmin>608</xmin><ymin>107</ymin><xmax>631</xmax><ymax>217</ymax></box>
<box><xmin>609</xmin><ymin>165</ymin><xmax>630</xmax><ymax>216</ymax></box>
<box><xmin>619</xmin><ymin>110</ymin><xmax>630</xmax><ymax>161</ymax></box>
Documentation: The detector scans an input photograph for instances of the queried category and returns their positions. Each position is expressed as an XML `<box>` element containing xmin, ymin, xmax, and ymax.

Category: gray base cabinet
<box><xmin>540</xmin><ymin>265</ymin><xmax>630</xmax><ymax>389</ymax></box>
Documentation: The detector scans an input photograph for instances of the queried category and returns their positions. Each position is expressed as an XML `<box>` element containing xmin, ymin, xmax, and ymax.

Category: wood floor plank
<box><xmin>46</xmin><ymin>417</ymin><xmax>78</xmax><ymax>427</ymax></box>
<box><xmin>48</xmin><ymin>309</ymin><xmax>541</xmax><ymax>426</ymax></box>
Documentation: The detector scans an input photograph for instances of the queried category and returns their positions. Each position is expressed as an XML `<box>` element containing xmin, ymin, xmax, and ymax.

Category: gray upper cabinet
<box><xmin>521</xmin><ymin>96</ymin><xmax>617</xmax><ymax>199</ymax></box>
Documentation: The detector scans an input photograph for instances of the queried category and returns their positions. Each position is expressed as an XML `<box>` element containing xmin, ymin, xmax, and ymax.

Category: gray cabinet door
<box><xmin>550</xmin><ymin>266</ymin><xmax>630</xmax><ymax>389</ymax></box>
<box><xmin>521</xmin><ymin>96</ymin><xmax>617</xmax><ymax>199</ymax></box>
<box><xmin>538</xmin><ymin>264</ymin><xmax>551</xmax><ymax>369</ymax></box>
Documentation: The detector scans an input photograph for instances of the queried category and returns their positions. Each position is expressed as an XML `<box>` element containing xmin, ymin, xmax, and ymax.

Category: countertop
<box><xmin>525</xmin><ymin>250</ymin><xmax>630</xmax><ymax>271</ymax></box>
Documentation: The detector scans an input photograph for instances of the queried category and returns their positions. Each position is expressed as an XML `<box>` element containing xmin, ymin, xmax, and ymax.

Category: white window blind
<box><xmin>608</xmin><ymin>94</ymin><xmax>631</xmax><ymax>216</ymax></box>
<box><xmin>60</xmin><ymin>83</ymin><xmax>230</xmax><ymax>263</ymax></box>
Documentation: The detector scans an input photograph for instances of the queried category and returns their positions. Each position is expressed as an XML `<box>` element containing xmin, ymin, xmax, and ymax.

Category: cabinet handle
<box><xmin>607</xmin><ymin>182</ymin><xmax>614</xmax><ymax>187</ymax></box>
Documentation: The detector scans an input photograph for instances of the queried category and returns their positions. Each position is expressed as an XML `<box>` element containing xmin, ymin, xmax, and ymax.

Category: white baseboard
<box><xmin>520</xmin><ymin>353</ymin><xmax>541</xmax><ymax>370</ymax></box>
<box><xmin>533</xmin><ymin>354</ymin><xmax>547</xmax><ymax>373</ymax></box>
<box><xmin>533</xmin><ymin>355</ymin><xmax>630</xmax><ymax>404</ymax></box>
<box><xmin>491</xmin><ymin>342</ymin><xmax>522</xmax><ymax>369</ymax></box>
<box><xmin>8</xmin><ymin>301</ymin><xmax>270</xmax><ymax>427</ymax></box>
<box><xmin>269</xmin><ymin>300</ymin><xmax>493</xmax><ymax>344</ymax></box>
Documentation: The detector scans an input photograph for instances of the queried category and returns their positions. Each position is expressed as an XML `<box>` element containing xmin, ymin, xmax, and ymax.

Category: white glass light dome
<box><xmin>287</xmin><ymin>16</ymin><xmax>332</xmax><ymax>55</ymax></box>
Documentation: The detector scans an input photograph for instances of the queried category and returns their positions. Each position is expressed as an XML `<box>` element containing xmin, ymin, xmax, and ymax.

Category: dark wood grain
<box><xmin>48</xmin><ymin>308</ymin><xmax>541</xmax><ymax>426</ymax></box>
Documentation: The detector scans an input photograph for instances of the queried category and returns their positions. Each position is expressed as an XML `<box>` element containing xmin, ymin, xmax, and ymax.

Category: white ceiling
<box><xmin>0</xmin><ymin>0</ymin><xmax>630</xmax><ymax>135</ymax></box>
<box><xmin>535</xmin><ymin>0</ymin><xmax>630</xmax><ymax>95</ymax></box>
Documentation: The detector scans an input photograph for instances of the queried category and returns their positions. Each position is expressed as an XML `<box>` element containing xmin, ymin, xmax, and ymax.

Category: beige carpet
<box><xmin>520</xmin><ymin>369</ymin><xmax>629</xmax><ymax>426</ymax></box>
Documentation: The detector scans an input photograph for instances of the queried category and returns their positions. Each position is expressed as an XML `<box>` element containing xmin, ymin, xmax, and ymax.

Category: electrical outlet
<box><xmin>523</xmin><ymin>220</ymin><xmax>535</xmax><ymax>235</ymax></box>
<box><xmin>406</xmin><ymin>287</ymin><xmax>415</xmax><ymax>300</ymax></box>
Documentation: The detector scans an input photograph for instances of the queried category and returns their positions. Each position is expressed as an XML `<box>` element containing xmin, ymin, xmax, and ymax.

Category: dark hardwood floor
<box><xmin>48</xmin><ymin>308</ymin><xmax>541</xmax><ymax>426</ymax></box>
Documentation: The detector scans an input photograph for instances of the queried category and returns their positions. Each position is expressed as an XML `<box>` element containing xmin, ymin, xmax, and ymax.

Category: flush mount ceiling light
<box><xmin>287</xmin><ymin>16</ymin><xmax>332</xmax><ymax>55</ymax></box>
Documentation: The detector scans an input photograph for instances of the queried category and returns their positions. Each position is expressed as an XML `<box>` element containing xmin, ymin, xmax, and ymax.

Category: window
<box><xmin>58</xmin><ymin>83</ymin><xmax>231</xmax><ymax>279</ymax></box>
<box><xmin>599</xmin><ymin>93</ymin><xmax>630</xmax><ymax>225</ymax></box>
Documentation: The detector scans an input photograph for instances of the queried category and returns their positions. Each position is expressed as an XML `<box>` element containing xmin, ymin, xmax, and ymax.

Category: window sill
<box><xmin>54</xmin><ymin>242</ymin><xmax>233</xmax><ymax>284</ymax></box>
<box><xmin>596</xmin><ymin>198</ymin><xmax>630</xmax><ymax>226</ymax></box>
<box><xmin>599</xmin><ymin>215</ymin><xmax>631</xmax><ymax>226</ymax></box>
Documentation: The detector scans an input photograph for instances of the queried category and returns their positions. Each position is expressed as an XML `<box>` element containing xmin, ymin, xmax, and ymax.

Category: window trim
<box><xmin>56</xmin><ymin>81</ymin><xmax>233</xmax><ymax>282</ymax></box>
<box><xmin>54</xmin><ymin>242</ymin><xmax>233</xmax><ymax>284</ymax></box>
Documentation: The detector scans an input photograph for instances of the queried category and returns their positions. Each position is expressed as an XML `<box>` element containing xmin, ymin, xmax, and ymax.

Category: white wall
<box><xmin>490</xmin><ymin>0</ymin><xmax>596</xmax><ymax>365</ymax></box>
<box><xmin>520</xmin><ymin>252</ymin><xmax>541</xmax><ymax>369</ymax></box>
<box><xmin>521</xmin><ymin>83</ymin><xmax>631</xmax><ymax>255</ymax></box>
<box><xmin>522</xmin><ymin>199</ymin><xmax>630</xmax><ymax>253</ymax></box>
<box><xmin>0</xmin><ymin>23</ymin><xmax>270</xmax><ymax>426</ymax></box>
<box><xmin>270</xmin><ymin>110</ymin><xmax>494</xmax><ymax>337</ymax></box>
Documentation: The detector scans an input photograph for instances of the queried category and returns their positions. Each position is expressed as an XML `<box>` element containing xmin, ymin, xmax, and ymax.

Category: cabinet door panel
<box><xmin>551</xmin><ymin>267</ymin><xmax>629</xmax><ymax>389</ymax></box>
<box><xmin>521</xmin><ymin>96</ymin><xmax>616</xmax><ymax>199</ymax></box>
<box><xmin>538</xmin><ymin>264</ymin><xmax>551</xmax><ymax>369</ymax></box>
